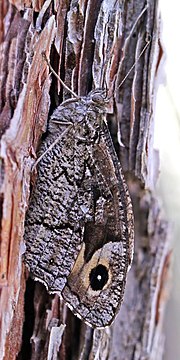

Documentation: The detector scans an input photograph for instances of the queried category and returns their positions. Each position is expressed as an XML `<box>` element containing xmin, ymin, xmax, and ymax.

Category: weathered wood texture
<box><xmin>0</xmin><ymin>0</ymin><xmax>170</xmax><ymax>359</ymax></box>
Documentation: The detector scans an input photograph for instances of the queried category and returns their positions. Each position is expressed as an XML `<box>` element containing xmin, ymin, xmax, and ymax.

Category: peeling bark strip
<box><xmin>0</xmin><ymin>1</ymin><xmax>170</xmax><ymax>360</ymax></box>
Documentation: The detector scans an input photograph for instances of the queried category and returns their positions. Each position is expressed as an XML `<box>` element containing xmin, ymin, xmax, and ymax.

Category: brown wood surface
<box><xmin>0</xmin><ymin>1</ymin><xmax>170</xmax><ymax>359</ymax></box>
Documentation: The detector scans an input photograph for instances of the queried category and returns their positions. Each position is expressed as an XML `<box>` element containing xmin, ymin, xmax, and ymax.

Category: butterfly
<box><xmin>24</xmin><ymin>86</ymin><xmax>134</xmax><ymax>328</ymax></box>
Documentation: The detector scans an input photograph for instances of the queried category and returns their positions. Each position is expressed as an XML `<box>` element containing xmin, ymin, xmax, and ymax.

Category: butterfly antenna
<box><xmin>42</xmin><ymin>52</ymin><xmax>79</xmax><ymax>99</ymax></box>
<box><xmin>106</xmin><ymin>4</ymin><xmax>150</xmax><ymax>100</ymax></box>
<box><xmin>116</xmin><ymin>36</ymin><xmax>151</xmax><ymax>92</ymax></box>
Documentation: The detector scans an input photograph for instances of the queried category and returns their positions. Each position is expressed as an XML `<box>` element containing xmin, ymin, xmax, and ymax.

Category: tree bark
<box><xmin>0</xmin><ymin>0</ymin><xmax>170</xmax><ymax>359</ymax></box>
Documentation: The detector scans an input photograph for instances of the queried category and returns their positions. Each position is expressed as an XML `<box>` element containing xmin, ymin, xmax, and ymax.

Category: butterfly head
<box><xmin>87</xmin><ymin>88</ymin><xmax>108</xmax><ymax>108</ymax></box>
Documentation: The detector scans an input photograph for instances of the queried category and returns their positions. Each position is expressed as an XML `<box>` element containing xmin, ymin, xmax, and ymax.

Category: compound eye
<box><xmin>91</xmin><ymin>89</ymin><xmax>107</xmax><ymax>104</ymax></box>
<box><xmin>91</xmin><ymin>93</ymin><xmax>104</xmax><ymax>102</ymax></box>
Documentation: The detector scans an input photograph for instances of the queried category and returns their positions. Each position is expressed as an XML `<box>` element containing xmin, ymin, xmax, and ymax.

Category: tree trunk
<box><xmin>0</xmin><ymin>0</ymin><xmax>170</xmax><ymax>359</ymax></box>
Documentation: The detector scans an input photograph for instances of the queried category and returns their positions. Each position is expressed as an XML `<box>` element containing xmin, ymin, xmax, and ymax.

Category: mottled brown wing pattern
<box><xmin>24</xmin><ymin>90</ymin><xmax>134</xmax><ymax>328</ymax></box>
